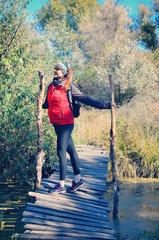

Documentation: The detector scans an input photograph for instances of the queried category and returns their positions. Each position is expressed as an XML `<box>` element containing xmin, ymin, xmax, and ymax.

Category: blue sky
<box><xmin>27</xmin><ymin>0</ymin><xmax>153</xmax><ymax>20</ymax></box>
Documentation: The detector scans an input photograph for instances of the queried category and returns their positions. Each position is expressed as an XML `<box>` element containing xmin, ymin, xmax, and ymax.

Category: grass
<box><xmin>133</xmin><ymin>219</ymin><xmax>159</xmax><ymax>240</ymax></box>
<box><xmin>73</xmin><ymin>107</ymin><xmax>111</xmax><ymax>148</ymax></box>
<box><xmin>73</xmin><ymin>100</ymin><xmax>159</xmax><ymax>178</ymax></box>
<box><xmin>0</xmin><ymin>209</ymin><xmax>23</xmax><ymax>240</ymax></box>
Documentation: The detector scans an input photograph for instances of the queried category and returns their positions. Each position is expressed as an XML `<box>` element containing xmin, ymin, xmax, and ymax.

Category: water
<box><xmin>104</xmin><ymin>178</ymin><xmax>159</xmax><ymax>240</ymax></box>
<box><xmin>0</xmin><ymin>181</ymin><xmax>30</xmax><ymax>239</ymax></box>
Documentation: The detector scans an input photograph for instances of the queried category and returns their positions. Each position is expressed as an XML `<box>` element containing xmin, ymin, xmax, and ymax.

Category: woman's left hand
<box><xmin>112</xmin><ymin>102</ymin><xmax>117</xmax><ymax>108</ymax></box>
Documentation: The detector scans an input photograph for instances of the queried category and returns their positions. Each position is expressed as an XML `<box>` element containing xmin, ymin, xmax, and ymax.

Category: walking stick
<box><xmin>109</xmin><ymin>75</ymin><xmax>120</xmax><ymax>218</ymax></box>
<box><xmin>35</xmin><ymin>71</ymin><xmax>46</xmax><ymax>189</ymax></box>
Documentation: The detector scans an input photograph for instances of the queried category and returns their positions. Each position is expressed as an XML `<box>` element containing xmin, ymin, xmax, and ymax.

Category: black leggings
<box><xmin>54</xmin><ymin>124</ymin><xmax>80</xmax><ymax>180</ymax></box>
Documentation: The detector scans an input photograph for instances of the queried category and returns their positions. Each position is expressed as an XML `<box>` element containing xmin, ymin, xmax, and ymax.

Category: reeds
<box><xmin>73</xmin><ymin>100</ymin><xmax>159</xmax><ymax>178</ymax></box>
<box><xmin>133</xmin><ymin>218</ymin><xmax>159</xmax><ymax>240</ymax></box>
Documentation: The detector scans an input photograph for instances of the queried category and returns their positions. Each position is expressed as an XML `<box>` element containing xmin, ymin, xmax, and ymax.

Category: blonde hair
<box><xmin>64</xmin><ymin>67</ymin><xmax>72</xmax><ymax>91</ymax></box>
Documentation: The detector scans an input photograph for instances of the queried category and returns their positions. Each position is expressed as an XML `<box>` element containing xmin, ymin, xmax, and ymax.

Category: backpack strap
<box><xmin>67</xmin><ymin>83</ymin><xmax>73</xmax><ymax>111</ymax></box>
<box><xmin>67</xmin><ymin>83</ymin><xmax>73</xmax><ymax>104</ymax></box>
<box><xmin>67</xmin><ymin>83</ymin><xmax>81</xmax><ymax>118</ymax></box>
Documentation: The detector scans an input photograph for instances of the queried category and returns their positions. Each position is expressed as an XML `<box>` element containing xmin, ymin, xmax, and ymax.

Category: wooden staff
<box><xmin>35</xmin><ymin>71</ymin><xmax>46</xmax><ymax>189</ymax></box>
<box><xmin>109</xmin><ymin>75</ymin><xmax>120</xmax><ymax>218</ymax></box>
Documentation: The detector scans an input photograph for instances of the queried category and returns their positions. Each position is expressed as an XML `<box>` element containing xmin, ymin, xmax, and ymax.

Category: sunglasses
<box><xmin>54</xmin><ymin>67</ymin><xmax>61</xmax><ymax>71</ymax></box>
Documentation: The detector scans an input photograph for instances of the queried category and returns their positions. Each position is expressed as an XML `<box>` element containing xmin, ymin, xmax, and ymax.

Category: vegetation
<box><xmin>133</xmin><ymin>219</ymin><xmax>159</xmax><ymax>240</ymax></box>
<box><xmin>0</xmin><ymin>0</ymin><xmax>159</xmax><ymax>187</ymax></box>
<box><xmin>73</xmin><ymin>102</ymin><xmax>159</xmax><ymax>178</ymax></box>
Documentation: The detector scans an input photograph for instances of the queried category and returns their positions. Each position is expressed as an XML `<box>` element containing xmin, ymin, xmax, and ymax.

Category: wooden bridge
<box><xmin>18</xmin><ymin>146</ymin><xmax>116</xmax><ymax>239</ymax></box>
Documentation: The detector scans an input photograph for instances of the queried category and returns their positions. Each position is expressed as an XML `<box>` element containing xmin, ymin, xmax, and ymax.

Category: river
<box><xmin>105</xmin><ymin>178</ymin><xmax>159</xmax><ymax>240</ymax></box>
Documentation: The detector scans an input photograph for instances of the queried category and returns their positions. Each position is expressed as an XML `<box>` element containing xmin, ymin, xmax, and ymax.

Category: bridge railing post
<box><xmin>109</xmin><ymin>74</ymin><xmax>120</xmax><ymax>218</ymax></box>
<box><xmin>35</xmin><ymin>71</ymin><xmax>46</xmax><ymax>190</ymax></box>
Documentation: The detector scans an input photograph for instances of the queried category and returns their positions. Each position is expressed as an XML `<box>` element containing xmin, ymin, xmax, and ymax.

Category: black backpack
<box><xmin>67</xmin><ymin>85</ymin><xmax>81</xmax><ymax>118</ymax></box>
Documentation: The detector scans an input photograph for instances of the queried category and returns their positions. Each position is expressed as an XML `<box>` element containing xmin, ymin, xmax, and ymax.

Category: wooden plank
<box><xmin>74</xmin><ymin>164</ymin><xmax>108</xmax><ymax>169</ymax></box>
<box><xmin>35</xmin><ymin>198</ymin><xmax>108</xmax><ymax>214</ymax></box>
<box><xmin>21</xmin><ymin>229</ymin><xmax>116</xmax><ymax>239</ymax></box>
<box><xmin>64</xmin><ymin>172</ymin><xmax>108</xmax><ymax>179</ymax></box>
<box><xmin>41</xmin><ymin>182</ymin><xmax>107</xmax><ymax>196</ymax></box>
<box><xmin>16</xmin><ymin>232</ymin><xmax>114</xmax><ymax>240</ymax></box>
<box><xmin>23</xmin><ymin>209</ymin><xmax>112</xmax><ymax>232</ymax></box>
<box><xmin>42</xmin><ymin>178</ymin><xmax>107</xmax><ymax>190</ymax></box>
<box><xmin>41</xmin><ymin>180</ymin><xmax>107</xmax><ymax>192</ymax></box>
<box><xmin>35</xmin><ymin>186</ymin><xmax>108</xmax><ymax>202</ymax></box>
<box><xmin>48</xmin><ymin>175</ymin><xmax>107</xmax><ymax>186</ymax></box>
<box><xmin>28</xmin><ymin>192</ymin><xmax>109</xmax><ymax>210</ymax></box>
<box><xmin>25</xmin><ymin>205</ymin><xmax>110</xmax><ymax>225</ymax></box>
<box><xmin>35</xmin><ymin>200</ymin><xmax>110</xmax><ymax>216</ymax></box>
<box><xmin>35</xmin><ymin>195</ymin><xmax>108</xmax><ymax>211</ymax></box>
<box><xmin>22</xmin><ymin>217</ymin><xmax>114</xmax><ymax>234</ymax></box>
<box><xmin>26</xmin><ymin>202</ymin><xmax>108</xmax><ymax>221</ymax></box>
<box><xmin>53</xmin><ymin>164</ymin><xmax>107</xmax><ymax>172</ymax></box>
<box><xmin>52</xmin><ymin>170</ymin><xmax>107</xmax><ymax>178</ymax></box>
<box><xmin>46</xmin><ymin>175</ymin><xmax>107</xmax><ymax>186</ymax></box>
<box><xmin>23</xmin><ymin>224</ymin><xmax>116</xmax><ymax>239</ymax></box>
<box><xmin>29</xmin><ymin>190</ymin><xmax>108</xmax><ymax>205</ymax></box>
<box><xmin>67</xmin><ymin>165</ymin><xmax>108</xmax><ymax>172</ymax></box>
<box><xmin>38</xmin><ymin>189</ymin><xmax>108</xmax><ymax>207</ymax></box>
<box><xmin>23</xmin><ymin>223</ymin><xmax>104</xmax><ymax>232</ymax></box>
<box><xmin>34</xmin><ymin>189</ymin><xmax>109</xmax><ymax>207</ymax></box>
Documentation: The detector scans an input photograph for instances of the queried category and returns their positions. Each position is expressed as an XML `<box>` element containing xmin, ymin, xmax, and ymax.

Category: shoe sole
<box><xmin>67</xmin><ymin>182</ymin><xmax>85</xmax><ymax>193</ymax></box>
<box><xmin>48</xmin><ymin>189</ymin><xmax>66</xmax><ymax>194</ymax></box>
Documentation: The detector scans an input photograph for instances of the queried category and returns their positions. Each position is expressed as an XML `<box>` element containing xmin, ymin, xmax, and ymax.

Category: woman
<box><xmin>42</xmin><ymin>61</ymin><xmax>114</xmax><ymax>194</ymax></box>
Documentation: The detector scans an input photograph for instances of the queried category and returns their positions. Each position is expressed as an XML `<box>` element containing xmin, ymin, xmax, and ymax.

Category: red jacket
<box><xmin>47</xmin><ymin>83</ymin><xmax>74</xmax><ymax>125</ymax></box>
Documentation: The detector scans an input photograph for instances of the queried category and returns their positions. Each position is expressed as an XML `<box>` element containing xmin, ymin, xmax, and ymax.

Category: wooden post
<box><xmin>109</xmin><ymin>75</ymin><xmax>120</xmax><ymax>218</ymax></box>
<box><xmin>35</xmin><ymin>71</ymin><xmax>46</xmax><ymax>189</ymax></box>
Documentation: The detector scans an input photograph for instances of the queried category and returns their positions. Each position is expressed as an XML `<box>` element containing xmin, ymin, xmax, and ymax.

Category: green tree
<box><xmin>136</xmin><ymin>4</ymin><xmax>158</xmax><ymax>51</ymax></box>
<box><xmin>0</xmin><ymin>0</ymin><xmax>60</xmax><ymax>186</ymax></box>
<box><xmin>0</xmin><ymin>0</ymin><xmax>31</xmax><ymax>71</ymax></box>
<box><xmin>36</xmin><ymin>0</ymin><xmax>98</xmax><ymax>30</ymax></box>
<box><xmin>140</xmin><ymin>21</ymin><xmax>158</xmax><ymax>51</ymax></box>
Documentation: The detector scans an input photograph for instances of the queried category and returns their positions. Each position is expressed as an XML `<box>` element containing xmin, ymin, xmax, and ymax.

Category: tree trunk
<box><xmin>109</xmin><ymin>75</ymin><xmax>120</xmax><ymax>218</ymax></box>
<box><xmin>35</xmin><ymin>71</ymin><xmax>46</xmax><ymax>190</ymax></box>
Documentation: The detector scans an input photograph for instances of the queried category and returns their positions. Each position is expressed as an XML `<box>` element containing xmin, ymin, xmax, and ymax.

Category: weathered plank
<box><xmin>23</xmin><ymin>209</ymin><xmax>112</xmax><ymax>230</ymax></box>
<box><xmin>22</xmin><ymin>217</ymin><xmax>114</xmax><ymax>234</ymax></box>
<box><xmin>49</xmin><ymin>175</ymin><xmax>107</xmax><ymax>185</ymax></box>
<box><xmin>35</xmin><ymin>189</ymin><xmax>109</xmax><ymax>208</ymax></box>
<box><xmin>36</xmin><ymin>195</ymin><xmax>108</xmax><ymax>212</ymax></box>
<box><xmin>35</xmin><ymin>198</ymin><xmax>108</xmax><ymax>214</ymax></box>
<box><xmin>25</xmin><ymin>205</ymin><xmax>110</xmax><ymax>225</ymax></box>
<box><xmin>41</xmin><ymin>179</ymin><xmax>106</xmax><ymax>190</ymax></box>
<box><xmin>25</xmin><ymin>202</ymin><xmax>108</xmax><ymax>220</ymax></box>
<box><xmin>20</xmin><ymin>229</ymin><xmax>116</xmax><ymax>239</ymax></box>
<box><xmin>28</xmin><ymin>192</ymin><xmax>109</xmax><ymax>211</ymax></box>
<box><xmin>24</xmin><ymin>224</ymin><xmax>114</xmax><ymax>237</ymax></box>
<box><xmin>41</xmin><ymin>181</ymin><xmax>107</xmax><ymax>196</ymax></box>
<box><xmin>34</xmin><ymin>187</ymin><xmax>108</xmax><ymax>203</ymax></box>
<box><xmin>42</xmin><ymin>178</ymin><xmax>107</xmax><ymax>190</ymax></box>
